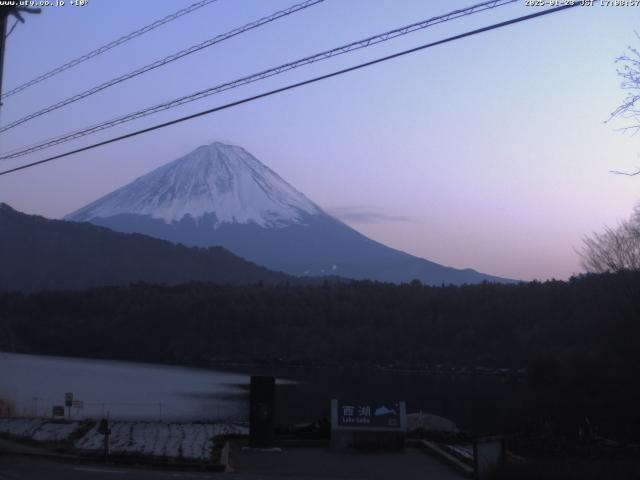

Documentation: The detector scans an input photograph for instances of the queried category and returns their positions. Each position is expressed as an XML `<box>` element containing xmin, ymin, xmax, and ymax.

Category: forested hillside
<box><xmin>0</xmin><ymin>203</ymin><xmax>292</xmax><ymax>291</ymax></box>
<box><xmin>0</xmin><ymin>273</ymin><xmax>637</xmax><ymax>370</ymax></box>
<box><xmin>2</xmin><ymin>273</ymin><xmax>639</xmax><ymax>441</ymax></box>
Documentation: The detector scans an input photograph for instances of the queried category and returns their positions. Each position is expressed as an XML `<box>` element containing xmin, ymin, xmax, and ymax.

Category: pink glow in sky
<box><xmin>0</xmin><ymin>0</ymin><xmax>638</xmax><ymax>281</ymax></box>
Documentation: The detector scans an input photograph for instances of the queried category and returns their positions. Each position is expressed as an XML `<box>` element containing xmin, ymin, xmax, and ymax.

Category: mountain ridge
<box><xmin>65</xmin><ymin>142</ymin><xmax>516</xmax><ymax>285</ymax></box>
<box><xmin>0</xmin><ymin>203</ymin><xmax>295</xmax><ymax>292</ymax></box>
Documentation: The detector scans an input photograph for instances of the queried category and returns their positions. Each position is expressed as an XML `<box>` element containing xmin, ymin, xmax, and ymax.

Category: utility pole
<box><xmin>0</xmin><ymin>8</ymin><xmax>9</xmax><ymax>102</ymax></box>
<box><xmin>0</xmin><ymin>6</ymin><xmax>41</xmax><ymax>106</ymax></box>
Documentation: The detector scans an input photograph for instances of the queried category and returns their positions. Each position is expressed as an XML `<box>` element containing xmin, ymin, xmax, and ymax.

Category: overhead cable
<box><xmin>0</xmin><ymin>4</ymin><xmax>579</xmax><ymax>177</ymax></box>
<box><xmin>0</xmin><ymin>0</ymin><xmax>517</xmax><ymax>157</ymax></box>
<box><xmin>1</xmin><ymin>0</ymin><xmax>221</xmax><ymax>100</ymax></box>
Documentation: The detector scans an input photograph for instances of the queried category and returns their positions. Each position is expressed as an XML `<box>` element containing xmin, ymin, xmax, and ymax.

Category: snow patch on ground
<box><xmin>0</xmin><ymin>418</ymin><xmax>248</xmax><ymax>461</ymax></box>
<box><xmin>75</xmin><ymin>421</ymin><xmax>248</xmax><ymax>460</ymax></box>
<box><xmin>447</xmin><ymin>444</ymin><xmax>474</xmax><ymax>462</ymax></box>
<box><xmin>0</xmin><ymin>418</ymin><xmax>82</xmax><ymax>442</ymax></box>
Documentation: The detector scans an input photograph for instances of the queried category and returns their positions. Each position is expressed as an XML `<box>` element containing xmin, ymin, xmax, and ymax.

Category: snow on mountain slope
<box><xmin>65</xmin><ymin>141</ymin><xmax>515</xmax><ymax>285</ymax></box>
<box><xmin>67</xmin><ymin>142</ymin><xmax>321</xmax><ymax>228</ymax></box>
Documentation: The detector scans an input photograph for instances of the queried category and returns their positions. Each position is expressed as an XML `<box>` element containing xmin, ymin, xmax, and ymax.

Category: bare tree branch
<box><xmin>608</xmin><ymin>32</ymin><xmax>640</xmax><ymax>132</ymax></box>
<box><xmin>609</xmin><ymin>167</ymin><xmax>640</xmax><ymax>176</ymax></box>
<box><xmin>580</xmin><ymin>213</ymin><xmax>640</xmax><ymax>273</ymax></box>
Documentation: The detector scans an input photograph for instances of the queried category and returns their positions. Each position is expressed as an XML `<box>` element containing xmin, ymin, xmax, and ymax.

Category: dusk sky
<box><xmin>0</xmin><ymin>0</ymin><xmax>638</xmax><ymax>281</ymax></box>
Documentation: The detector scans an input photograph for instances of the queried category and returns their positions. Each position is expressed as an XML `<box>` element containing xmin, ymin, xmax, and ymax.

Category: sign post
<box><xmin>72</xmin><ymin>400</ymin><xmax>83</xmax><ymax>418</ymax></box>
<box><xmin>64</xmin><ymin>392</ymin><xmax>73</xmax><ymax>418</ymax></box>
<box><xmin>330</xmin><ymin>400</ymin><xmax>407</xmax><ymax>451</ymax></box>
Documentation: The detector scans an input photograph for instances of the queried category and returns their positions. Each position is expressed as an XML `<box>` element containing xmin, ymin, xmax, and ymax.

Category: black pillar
<box><xmin>249</xmin><ymin>375</ymin><xmax>275</xmax><ymax>447</ymax></box>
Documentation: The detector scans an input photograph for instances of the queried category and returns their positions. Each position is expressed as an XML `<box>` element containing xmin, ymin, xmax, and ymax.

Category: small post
<box><xmin>98</xmin><ymin>417</ymin><xmax>111</xmax><ymax>463</ymax></box>
<box><xmin>474</xmin><ymin>435</ymin><xmax>505</xmax><ymax>480</ymax></box>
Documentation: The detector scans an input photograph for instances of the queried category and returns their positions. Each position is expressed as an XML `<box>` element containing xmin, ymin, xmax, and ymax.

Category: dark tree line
<box><xmin>1</xmin><ymin>273</ymin><xmax>639</xmax><ymax>370</ymax></box>
<box><xmin>1</xmin><ymin>272</ymin><xmax>640</xmax><ymax>441</ymax></box>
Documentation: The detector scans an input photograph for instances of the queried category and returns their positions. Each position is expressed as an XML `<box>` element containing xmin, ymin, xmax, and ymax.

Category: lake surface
<box><xmin>0</xmin><ymin>352</ymin><xmax>252</xmax><ymax>421</ymax></box>
<box><xmin>0</xmin><ymin>353</ymin><xmax>527</xmax><ymax>434</ymax></box>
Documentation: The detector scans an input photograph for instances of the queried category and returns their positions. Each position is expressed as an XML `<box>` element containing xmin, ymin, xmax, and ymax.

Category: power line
<box><xmin>0</xmin><ymin>4</ymin><xmax>579</xmax><ymax>178</ymax></box>
<box><xmin>0</xmin><ymin>0</ymin><xmax>325</xmax><ymax>134</ymax></box>
<box><xmin>0</xmin><ymin>0</ymin><xmax>220</xmax><ymax>101</ymax></box>
<box><xmin>0</xmin><ymin>0</ymin><xmax>518</xmax><ymax>159</ymax></box>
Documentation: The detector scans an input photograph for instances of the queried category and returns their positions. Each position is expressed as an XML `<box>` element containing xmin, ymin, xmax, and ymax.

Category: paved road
<box><xmin>0</xmin><ymin>438</ymin><xmax>73</xmax><ymax>457</ymax></box>
<box><xmin>230</xmin><ymin>446</ymin><xmax>467</xmax><ymax>480</ymax></box>
<box><xmin>0</xmin><ymin>456</ymin><xmax>219</xmax><ymax>480</ymax></box>
<box><xmin>0</xmin><ymin>447</ymin><xmax>467</xmax><ymax>480</ymax></box>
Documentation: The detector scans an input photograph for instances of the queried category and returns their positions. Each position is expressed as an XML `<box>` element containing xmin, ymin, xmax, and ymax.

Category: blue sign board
<box><xmin>335</xmin><ymin>401</ymin><xmax>403</xmax><ymax>429</ymax></box>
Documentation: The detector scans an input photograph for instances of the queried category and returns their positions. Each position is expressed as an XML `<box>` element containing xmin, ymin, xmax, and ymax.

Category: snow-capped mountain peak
<box><xmin>65</xmin><ymin>141</ymin><xmax>514</xmax><ymax>285</ymax></box>
<box><xmin>66</xmin><ymin>142</ymin><xmax>322</xmax><ymax>228</ymax></box>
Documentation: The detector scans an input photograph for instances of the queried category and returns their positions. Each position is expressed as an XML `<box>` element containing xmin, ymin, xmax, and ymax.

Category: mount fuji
<box><xmin>66</xmin><ymin>142</ymin><xmax>512</xmax><ymax>285</ymax></box>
